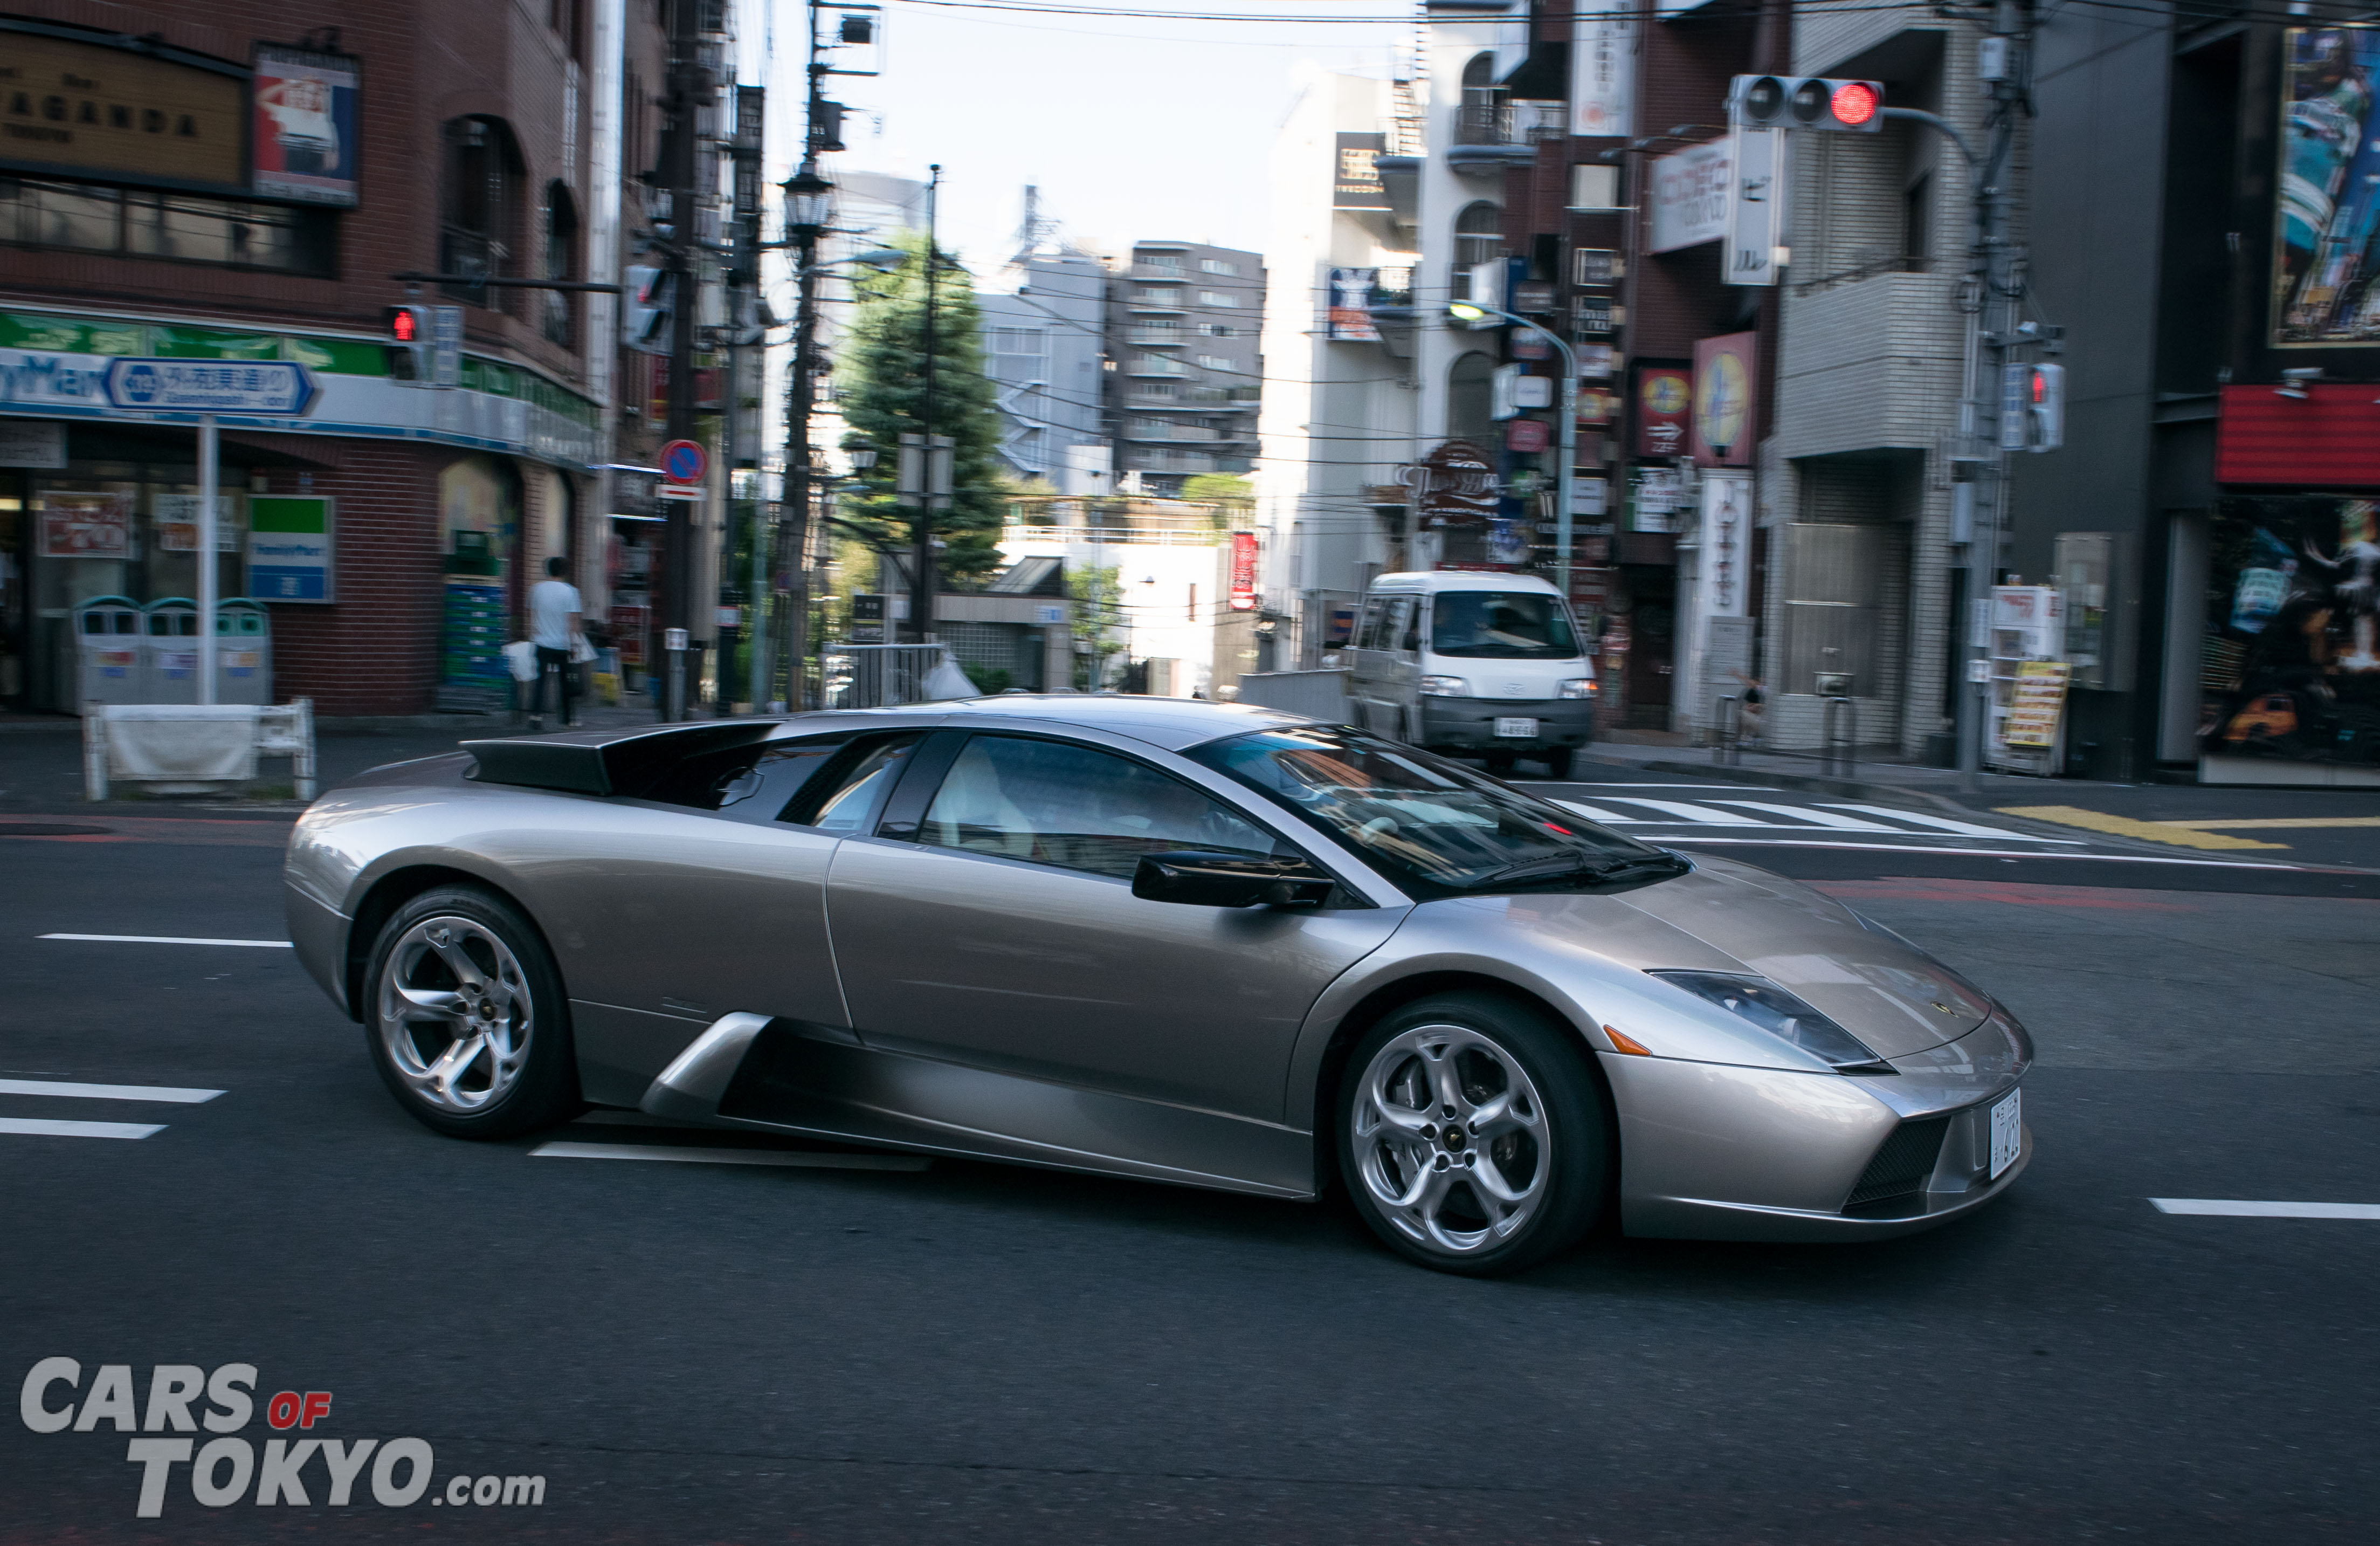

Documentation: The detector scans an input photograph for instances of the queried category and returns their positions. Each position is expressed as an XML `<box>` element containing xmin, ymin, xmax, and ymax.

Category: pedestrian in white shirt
<box><xmin>528</xmin><ymin>556</ymin><xmax>584</xmax><ymax>730</ymax></box>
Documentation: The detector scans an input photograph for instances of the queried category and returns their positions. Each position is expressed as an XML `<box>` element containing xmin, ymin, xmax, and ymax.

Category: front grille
<box><xmin>1843</xmin><ymin>1117</ymin><xmax>1950</xmax><ymax>1214</ymax></box>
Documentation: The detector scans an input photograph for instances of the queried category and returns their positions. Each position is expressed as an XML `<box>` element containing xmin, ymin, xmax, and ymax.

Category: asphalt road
<box><xmin>3</xmin><ymin>764</ymin><xmax>2378</xmax><ymax>1543</ymax></box>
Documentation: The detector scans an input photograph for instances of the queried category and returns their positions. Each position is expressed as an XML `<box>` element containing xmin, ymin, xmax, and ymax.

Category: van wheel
<box><xmin>1484</xmin><ymin>749</ymin><xmax>1517</xmax><ymax>777</ymax></box>
<box><xmin>1542</xmin><ymin>746</ymin><xmax>1574</xmax><ymax>779</ymax></box>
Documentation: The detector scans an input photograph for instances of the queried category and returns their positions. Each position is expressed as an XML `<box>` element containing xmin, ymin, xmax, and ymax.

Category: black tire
<box><xmin>362</xmin><ymin>884</ymin><xmax>580</xmax><ymax>1140</ymax></box>
<box><xmin>1335</xmin><ymin>992</ymin><xmax>1609</xmax><ymax>1276</ymax></box>
<box><xmin>1484</xmin><ymin>748</ymin><xmax>1518</xmax><ymax>777</ymax></box>
<box><xmin>1541</xmin><ymin>746</ymin><xmax>1575</xmax><ymax>780</ymax></box>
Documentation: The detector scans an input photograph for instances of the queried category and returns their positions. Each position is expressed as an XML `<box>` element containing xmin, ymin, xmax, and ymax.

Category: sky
<box><xmin>750</xmin><ymin>0</ymin><xmax>1418</xmax><ymax>277</ymax></box>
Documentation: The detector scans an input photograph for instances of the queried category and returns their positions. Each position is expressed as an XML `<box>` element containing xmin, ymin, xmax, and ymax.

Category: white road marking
<box><xmin>1555</xmin><ymin>782</ymin><xmax>1790</xmax><ymax>792</ymax></box>
<box><xmin>1592</xmin><ymin>796</ymin><xmax>1778</xmax><ymax>826</ymax></box>
<box><xmin>0</xmin><ymin>1117</ymin><xmax>166</xmax><ymax>1140</ymax></box>
<box><xmin>1553</xmin><ymin>800</ymin><xmax>1642</xmax><ymax>824</ymax></box>
<box><xmin>530</xmin><ymin>1140</ymin><xmax>933</xmax><ymax>1171</ymax></box>
<box><xmin>1660</xmin><ymin>835</ymin><xmax>2306</xmax><ymax>868</ymax></box>
<box><xmin>2151</xmin><ymin>1198</ymin><xmax>2380</xmax><ymax>1219</ymax></box>
<box><xmin>39</xmin><ymin>933</ymin><xmax>293</xmax><ymax>948</ymax></box>
<box><xmin>0</xmin><ymin>1078</ymin><xmax>223</xmax><ymax>1104</ymax></box>
<box><xmin>1817</xmin><ymin>805</ymin><xmax>2082</xmax><ymax>842</ymax></box>
<box><xmin>1697</xmin><ymin>800</ymin><xmax>1905</xmax><ymax>832</ymax></box>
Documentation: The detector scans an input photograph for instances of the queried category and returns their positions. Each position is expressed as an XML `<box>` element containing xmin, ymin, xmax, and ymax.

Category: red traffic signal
<box><xmin>1733</xmin><ymin>75</ymin><xmax>1885</xmax><ymax>133</ymax></box>
<box><xmin>1830</xmin><ymin>80</ymin><xmax>1880</xmax><ymax>127</ymax></box>
<box><xmin>383</xmin><ymin>304</ymin><xmax>431</xmax><ymax>382</ymax></box>
<box><xmin>386</xmin><ymin>305</ymin><xmax>420</xmax><ymax>342</ymax></box>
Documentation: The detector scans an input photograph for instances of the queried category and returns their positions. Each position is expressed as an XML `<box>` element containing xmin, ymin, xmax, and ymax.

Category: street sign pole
<box><xmin>197</xmin><ymin>414</ymin><xmax>218</xmax><ymax>705</ymax></box>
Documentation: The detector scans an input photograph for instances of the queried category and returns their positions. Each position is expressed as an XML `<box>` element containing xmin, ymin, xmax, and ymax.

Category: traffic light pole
<box><xmin>658</xmin><ymin>0</ymin><xmax>706</xmax><ymax>721</ymax></box>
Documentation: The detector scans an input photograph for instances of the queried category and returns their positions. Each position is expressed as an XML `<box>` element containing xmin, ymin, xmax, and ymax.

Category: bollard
<box><xmin>664</xmin><ymin>627</ymin><xmax>689</xmax><ymax>723</ymax></box>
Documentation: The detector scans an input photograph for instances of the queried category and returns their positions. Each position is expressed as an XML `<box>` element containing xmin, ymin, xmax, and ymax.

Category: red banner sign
<box><xmin>1227</xmin><ymin>531</ymin><xmax>1259</xmax><ymax>611</ymax></box>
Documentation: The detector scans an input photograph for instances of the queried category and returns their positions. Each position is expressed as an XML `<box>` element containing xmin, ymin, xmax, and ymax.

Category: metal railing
<box><xmin>821</xmin><ymin>643</ymin><xmax>949</xmax><ymax>710</ymax></box>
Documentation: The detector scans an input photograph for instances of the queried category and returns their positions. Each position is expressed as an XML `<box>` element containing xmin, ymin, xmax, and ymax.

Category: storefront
<box><xmin>0</xmin><ymin>307</ymin><xmax>601</xmax><ymax>715</ymax></box>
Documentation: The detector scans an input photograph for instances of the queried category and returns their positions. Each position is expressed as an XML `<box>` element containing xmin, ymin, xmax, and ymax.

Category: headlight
<box><xmin>1647</xmin><ymin>970</ymin><xmax>1895</xmax><ymax>1074</ymax></box>
<box><xmin>1558</xmin><ymin>677</ymin><xmax>1597</xmax><ymax>699</ymax></box>
<box><xmin>1418</xmin><ymin>675</ymin><xmax>1468</xmax><ymax>697</ymax></box>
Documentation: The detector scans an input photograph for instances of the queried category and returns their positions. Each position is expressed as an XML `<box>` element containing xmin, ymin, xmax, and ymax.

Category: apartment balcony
<box><xmin>1127</xmin><ymin>326</ymin><xmax>1186</xmax><ymax>346</ymax></box>
<box><xmin>1124</xmin><ymin>356</ymin><xmax>1189</xmax><ymax>378</ymax></box>
<box><xmin>1127</xmin><ymin>423</ymin><xmax>1221</xmax><ymax>443</ymax></box>
<box><xmin>1130</xmin><ymin>262</ymin><xmax>1189</xmax><ymax>283</ymax></box>
<box><xmin>1127</xmin><ymin>292</ymin><xmax>1187</xmax><ymax>313</ymax></box>
<box><xmin>1126</xmin><ymin>387</ymin><xmax>1260</xmax><ymax>410</ymax></box>
<box><xmin>1448</xmin><ymin>98</ymin><xmax>1563</xmax><ymax>173</ymax></box>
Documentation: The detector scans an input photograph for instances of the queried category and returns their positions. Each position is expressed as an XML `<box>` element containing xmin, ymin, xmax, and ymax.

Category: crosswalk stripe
<box><xmin>2151</xmin><ymin>1198</ymin><xmax>2380</xmax><ymax>1219</ymax></box>
<box><xmin>0</xmin><ymin>1117</ymin><xmax>165</xmax><ymax>1140</ymax></box>
<box><xmin>1817</xmin><ymin>804</ymin><xmax>2082</xmax><ymax>842</ymax></box>
<box><xmin>0</xmin><ymin>1078</ymin><xmax>224</xmax><ymax>1104</ymax></box>
<box><xmin>39</xmin><ymin>933</ymin><xmax>293</xmax><ymax>948</ymax></box>
<box><xmin>1591</xmin><ymin>796</ymin><xmax>1777</xmax><ymax>826</ymax></box>
<box><xmin>529</xmin><ymin>1140</ymin><xmax>933</xmax><ymax>1171</ymax></box>
<box><xmin>1697</xmin><ymin>800</ymin><xmax>1903</xmax><ymax>832</ymax></box>
<box><xmin>1553</xmin><ymin>799</ymin><xmax>1642</xmax><ymax>824</ymax></box>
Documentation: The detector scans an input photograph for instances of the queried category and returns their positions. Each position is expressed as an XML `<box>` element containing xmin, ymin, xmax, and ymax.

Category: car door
<box><xmin>824</xmin><ymin>729</ymin><xmax>1407</xmax><ymax>1125</ymax></box>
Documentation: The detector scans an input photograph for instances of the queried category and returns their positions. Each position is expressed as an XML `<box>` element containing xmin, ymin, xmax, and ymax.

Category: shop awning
<box><xmin>2216</xmin><ymin>383</ymin><xmax>2380</xmax><ymax>486</ymax></box>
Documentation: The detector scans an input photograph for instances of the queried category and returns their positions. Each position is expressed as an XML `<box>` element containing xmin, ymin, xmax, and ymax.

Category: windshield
<box><xmin>1190</xmin><ymin>726</ymin><xmax>1675</xmax><ymax>898</ymax></box>
<box><xmin>1429</xmin><ymin>592</ymin><xmax>1581</xmax><ymax>659</ymax></box>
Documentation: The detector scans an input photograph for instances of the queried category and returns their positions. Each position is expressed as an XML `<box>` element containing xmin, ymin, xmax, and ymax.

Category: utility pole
<box><xmin>658</xmin><ymin>0</ymin><xmax>710</xmax><ymax>720</ymax></box>
<box><xmin>777</xmin><ymin>0</ymin><xmax>834</xmax><ymax>712</ymax></box>
<box><xmin>908</xmin><ymin>163</ymin><xmax>943</xmax><ymax>645</ymax></box>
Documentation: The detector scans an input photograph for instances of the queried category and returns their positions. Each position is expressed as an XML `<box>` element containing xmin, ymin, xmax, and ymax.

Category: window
<box><xmin>1197</xmin><ymin>291</ymin><xmax>1238</xmax><ymax>306</ymax></box>
<box><xmin>1447</xmin><ymin>353</ymin><xmax>1495</xmax><ymax>446</ymax></box>
<box><xmin>1130</xmin><ymin>289</ymin><xmax>1177</xmax><ymax>305</ymax></box>
<box><xmin>920</xmin><ymin>735</ymin><xmax>1279</xmax><ymax>879</ymax></box>
<box><xmin>1453</xmin><ymin>202</ymin><xmax>1501</xmax><ymax>294</ymax></box>
<box><xmin>781</xmin><ymin>735</ymin><xmax>922</xmax><ymax>830</ymax></box>
<box><xmin>1569</xmin><ymin>164</ymin><xmax>1620</xmax><ymax>211</ymax></box>
<box><xmin>1203</xmin><ymin>322</ymin><xmax>1233</xmax><ymax>336</ymax></box>
<box><xmin>441</xmin><ymin>116</ymin><xmax>523</xmax><ymax>308</ymax></box>
<box><xmin>1199</xmin><ymin>258</ymin><xmax>1238</xmax><ymax>276</ymax></box>
<box><xmin>1137</xmin><ymin>252</ymin><xmax>1185</xmax><ymax>273</ymax></box>
<box><xmin>1133</xmin><ymin>418</ymin><xmax>1174</xmax><ymax>437</ymax></box>
<box><xmin>1430</xmin><ymin>592</ymin><xmax>1580</xmax><ymax>659</ymax></box>
<box><xmin>990</xmin><ymin>327</ymin><xmax>1047</xmax><ymax>356</ymax></box>
<box><xmin>542</xmin><ymin>181</ymin><xmax>578</xmax><ymax>346</ymax></box>
<box><xmin>0</xmin><ymin>177</ymin><xmax>332</xmax><ymax>275</ymax></box>
<box><xmin>1197</xmin><ymin>354</ymin><xmax>1234</xmax><ymax>372</ymax></box>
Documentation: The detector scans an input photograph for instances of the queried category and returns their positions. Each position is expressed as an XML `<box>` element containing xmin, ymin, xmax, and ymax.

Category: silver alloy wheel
<box><xmin>375</xmin><ymin>915</ymin><xmax>534</xmax><ymax>1115</ymax></box>
<box><xmin>1351</xmin><ymin>1022</ymin><xmax>1550</xmax><ymax>1256</ymax></box>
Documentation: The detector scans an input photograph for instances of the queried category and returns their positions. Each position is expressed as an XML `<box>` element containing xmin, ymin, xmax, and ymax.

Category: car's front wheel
<box><xmin>363</xmin><ymin>884</ymin><xmax>578</xmax><ymax>1139</ymax></box>
<box><xmin>1338</xmin><ymin>994</ymin><xmax>1609</xmax><ymax>1275</ymax></box>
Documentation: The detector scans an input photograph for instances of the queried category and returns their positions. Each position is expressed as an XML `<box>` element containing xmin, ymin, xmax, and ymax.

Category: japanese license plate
<box><xmin>1493</xmin><ymin>717</ymin><xmax>1539</xmax><ymax>738</ymax></box>
<box><xmin>1988</xmin><ymin>1088</ymin><xmax>2022</xmax><ymax>1179</ymax></box>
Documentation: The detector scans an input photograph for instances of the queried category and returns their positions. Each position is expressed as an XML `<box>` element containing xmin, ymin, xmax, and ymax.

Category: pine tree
<box><xmin>832</xmin><ymin>232</ymin><xmax>1005</xmax><ymax>584</ymax></box>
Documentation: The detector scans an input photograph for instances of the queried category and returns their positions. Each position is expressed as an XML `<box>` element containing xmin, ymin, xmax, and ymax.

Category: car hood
<box><xmin>1457</xmin><ymin>856</ymin><xmax>1991</xmax><ymax>1059</ymax></box>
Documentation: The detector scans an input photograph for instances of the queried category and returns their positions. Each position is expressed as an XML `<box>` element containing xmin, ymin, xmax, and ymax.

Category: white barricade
<box><xmin>84</xmin><ymin>699</ymin><xmax>317</xmax><ymax>802</ymax></box>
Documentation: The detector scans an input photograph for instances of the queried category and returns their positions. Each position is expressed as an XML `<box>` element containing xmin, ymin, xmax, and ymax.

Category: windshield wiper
<box><xmin>1471</xmin><ymin>850</ymin><xmax>1689</xmax><ymax>889</ymax></box>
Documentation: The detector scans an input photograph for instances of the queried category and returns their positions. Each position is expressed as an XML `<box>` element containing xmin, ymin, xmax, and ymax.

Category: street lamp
<box><xmin>1446</xmin><ymin>299</ymin><xmax>1581</xmax><ymax>602</ymax></box>
<box><xmin>783</xmin><ymin>161</ymin><xmax>833</xmax><ymax>240</ymax></box>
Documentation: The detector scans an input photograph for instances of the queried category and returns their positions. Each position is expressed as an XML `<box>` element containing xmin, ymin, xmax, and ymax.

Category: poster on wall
<box><xmin>1227</xmin><ymin>532</ymin><xmax>1259</xmax><ymax>611</ymax></box>
<box><xmin>36</xmin><ymin>492</ymin><xmax>132</xmax><ymax>559</ymax></box>
<box><xmin>1332</xmin><ymin>132</ymin><xmax>1388</xmax><ymax>209</ymax></box>
<box><xmin>153</xmin><ymin>494</ymin><xmax>242</xmax><ymax>553</ymax></box>
<box><xmin>1326</xmin><ymin>268</ymin><xmax>1381</xmax><ymax>341</ymax></box>
<box><xmin>1636</xmin><ymin>366</ymin><xmax>1691</xmax><ymax>457</ymax></box>
<box><xmin>2276</xmin><ymin>26</ymin><xmax>2380</xmax><ymax>345</ymax></box>
<box><xmin>2202</xmin><ymin>495</ymin><xmax>2380</xmax><ymax>765</ymax></box>
<box><xmin>252</xmin><ymin>45</ymin><xmax>361</xmax><ymax>207</ymax></box>
<box><xmin>1569</xmin><ymin>2</ymin><xmax>1636</xmax><ymax>139</ymax></box>
<box><xmin>1691</xmin><ymin>333</ymin><xmax>1758</xmax><ymax>465</ymax></box>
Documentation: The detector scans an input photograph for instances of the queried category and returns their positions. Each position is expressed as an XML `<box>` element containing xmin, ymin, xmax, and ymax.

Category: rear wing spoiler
<box><xmin>463</xmin><ymin>721</ymin><xmax>780</xmax><ymax>798</ymax></box>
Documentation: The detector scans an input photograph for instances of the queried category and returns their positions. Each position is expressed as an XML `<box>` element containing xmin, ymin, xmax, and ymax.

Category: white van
<box><xmin>1341</xmin><ymin>571</ymin><xmax>1597</xmax><ymax>778</ymax></box>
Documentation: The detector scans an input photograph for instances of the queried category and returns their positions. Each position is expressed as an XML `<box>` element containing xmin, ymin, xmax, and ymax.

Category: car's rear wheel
<box><xmin>363</xmin><ymin>885</ymin><xmax>578</xmax><ymax>1139</ymax></box>
<box><xmin>1337</xmin><ymin>993</ymin><xmax>1608</xmax><ymax>1275</ymax></box>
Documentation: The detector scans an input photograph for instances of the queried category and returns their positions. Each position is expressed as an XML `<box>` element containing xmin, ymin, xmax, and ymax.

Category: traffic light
<box><xmin>623</xmin><ymin>265</ymin><xmax>673</xmax><ymax>354</ymax></box>
<box><xmin>383</xmin><ymin>304</ymin><xmax>431</xmax><ymax>382</ymax></box>
<box><xmin>1731</xmin><ymin>75</ymin><xmax>1885</xmax><ymax>132</ymax></box>
<box><xmin>2026</xmin><ymin>363</ymin><xmax>2064</xmax><ymax>452</ymax></box>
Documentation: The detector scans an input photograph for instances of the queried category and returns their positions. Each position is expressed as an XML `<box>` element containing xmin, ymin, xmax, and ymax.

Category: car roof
<box><xmin>1369</xmin><ymin>570</ymin><xmax>1561</xmax><ymax>594</ymax></box>
<box><xmin>776</xmin><ymin>694</ymin><xmax>1321</xmax><ymax>752</ymax></box>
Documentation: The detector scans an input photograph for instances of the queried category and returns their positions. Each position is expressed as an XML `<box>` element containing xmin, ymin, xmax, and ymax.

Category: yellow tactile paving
<box><xmin>1993</xmin><ymin>806</ymin><xmax>2289</xmax><ymax>850</ymax></box>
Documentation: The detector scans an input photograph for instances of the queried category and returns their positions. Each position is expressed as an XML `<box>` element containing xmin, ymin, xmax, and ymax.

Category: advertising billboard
<box><xmin>0</xmin><ymin>30</ymin><xmax>244</xmax><ymax>193</ymax></box>
<box><xmin>1650</xmin><ymin>139</ymin><xmax>1731</xmax><ymax>253</ymax></box>
<box><xmin>1326</xmin><ymin>268</ymin><xmax>1380</xmax><ymax>341</ymax></box>
<box><xmin>1332</xmin><ymin>132</ymin><xmax>1388</xmax><ymax>209</ymax></box>
<box><xmin>2202</xmin><ymin>495</ymin><xmax>2380</xmax><ymax>766</ymax></box>
<box><xmin>1691</xmin><ymin>333</ymin><xmax>1757</xmax><ymax>466</ymax></box>
<box><xmin>1569</xmin><ymin>3</ymin><xmax>1636</xmax><ymax>139</ymax></box>
<box><xmin>2276</xmin><ymin>26</ymin><xmax>2380</xmax><ymax>345</ymax></box>
<box><xmin>252</xmin><ymin>45</ymin><xmax>361</xmax><ymax>207</ymax></box>
<box><xmin>1636</xmin><ymin>366</ymin><xmax>1691</xmax><ymax>457</ymax></box>
<box><xmin>1227</xmin><ymin>532</ymin><xmax>1259</xmax><ymax>611</ymax></box>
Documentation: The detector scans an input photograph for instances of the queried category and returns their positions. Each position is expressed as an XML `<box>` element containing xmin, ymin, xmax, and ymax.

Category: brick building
<box><xmin>0</xmin><ymin>0</ymin><xmax>683</xmax><ymax>716</ymax></box>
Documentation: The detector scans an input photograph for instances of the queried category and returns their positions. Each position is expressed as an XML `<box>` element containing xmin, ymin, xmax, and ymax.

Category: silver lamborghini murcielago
<box><xmin>286</xmin><ymin>696</ymin><xmax>2029</xmax><ymax>1275</ymax></box>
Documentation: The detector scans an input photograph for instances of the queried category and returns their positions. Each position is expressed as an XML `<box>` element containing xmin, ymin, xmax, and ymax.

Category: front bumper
<box><xmin>1419</xmin><ymin>697</ymin><xmax>1596</xmax><ymax>751</ymax></box>
<box><xmin>284</xmin><ymin>883</ymin><xmax>355</xmax><ymax>1020</ymax></box>
<box><xmin>1601</xmin><ymin>1013</ymin><xmax>2030</xmax><ymax>1242</ymax></box>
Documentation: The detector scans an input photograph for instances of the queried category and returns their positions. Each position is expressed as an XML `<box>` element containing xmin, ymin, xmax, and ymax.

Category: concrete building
<box><xmin>1109</xmin><ymin>239</ymin><xmax>1264</xmax><ymax>496</ymax></box>
<box><xmin>976</xmin><ymin>211</ymin><xmax>1112</xmax><ymax>493</ymax></box>
<box><xmin>1254</xmin><ymin>66</ymin><xmax>1422</xmax><ymax>663</ymax></box>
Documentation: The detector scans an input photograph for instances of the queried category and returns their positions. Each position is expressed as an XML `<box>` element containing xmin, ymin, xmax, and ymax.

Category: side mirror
<box><xmin>1132</xmin><ymin>851</ymin><xmax>1334</xmax><ymax>908</ymax></box>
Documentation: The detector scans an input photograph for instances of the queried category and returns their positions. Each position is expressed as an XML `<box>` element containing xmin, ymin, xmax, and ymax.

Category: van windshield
<box><xmin>1429</xmin><ymin>592</ymin><xmax>1580</xmax><ymax>659</ymax></box>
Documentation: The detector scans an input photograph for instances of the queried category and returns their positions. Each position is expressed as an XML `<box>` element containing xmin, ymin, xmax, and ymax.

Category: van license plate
<box><xmin>1493</xmin><ymin>717</ymin><xmax>1538</xmax><ymax>738</ymax></box>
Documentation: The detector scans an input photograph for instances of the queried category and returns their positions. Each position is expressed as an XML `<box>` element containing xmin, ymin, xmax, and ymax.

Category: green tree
<box><xmin>1067</xmin><ymin>564</ymin><xmax>1124</xmax><ymax>691</ymax></box>
<box><xmin>832</xmin><ymin>231</ymin><xmax>1006</xmax><ymax>584</ymax></box>
<box><xmin>1178</xmin><ymin>473</ymin><xmax>1253</xmax><ymax>503</ymax></box>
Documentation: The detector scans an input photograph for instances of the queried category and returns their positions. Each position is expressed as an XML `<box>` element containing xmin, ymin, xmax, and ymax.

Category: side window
<box><xmin>919</xmin><ymin>736</ymin><xmax>1281</xmax><ymax>880</ymax></box>
<box><xmin>779</xmin><ymin>734</ymin><xmax>922</xmax><ymax>831</ymax></box>
<box><xmin>1353</xmin><ymin>595</ymin><xmax>1386</xmax><ymax>652</ymax></box>
<box><xmin>1390</xmin><ymin>597</ymin><xmax>1420</xmax><ymax>656</ymax></box>
<box><xmin>646</xmin><ymin>736</ymin><xmax>846</xmax><ymax>813</ymax></box>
